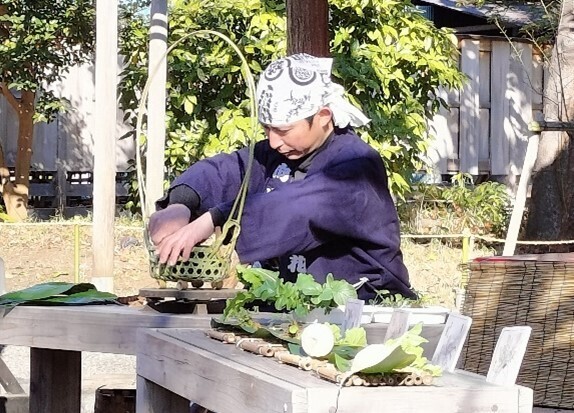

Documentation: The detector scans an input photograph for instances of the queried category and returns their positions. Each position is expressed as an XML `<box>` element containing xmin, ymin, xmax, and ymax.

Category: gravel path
<box><xmin>1</xmin><ymin>345</ymin><xmax>136</xmax><ymax>413</ymax></box>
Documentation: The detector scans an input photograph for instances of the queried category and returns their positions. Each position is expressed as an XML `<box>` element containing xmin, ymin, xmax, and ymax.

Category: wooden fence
<box><xmin>0</xmin><ymin>35</ymin><xmax>546</xmax><ymax>206</ymax></box>
<box><xmin>428</xmin><ymin>36</ymin><xmax>545</xmax><ymax>179</ymax></box>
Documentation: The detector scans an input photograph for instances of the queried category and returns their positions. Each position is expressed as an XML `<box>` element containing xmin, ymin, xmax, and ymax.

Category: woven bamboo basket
<box><xmin>136</xmin><ymin>30</ymin><xmax>258</xmax><ymax>288</ymax></box>
<box><xmin>459</xmin><ymin>254</ymin><xmax>574</xmax><ymax>408</ymax></box>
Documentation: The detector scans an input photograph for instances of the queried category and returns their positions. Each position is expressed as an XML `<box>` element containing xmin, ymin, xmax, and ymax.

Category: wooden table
<box><xmin>136</xmin><ymin>329</ymin><xmax>534</xmax><ymax>413</ymax></box>
<box><xmin>0</xmin><ymin>305</ymin><xmax>212</xmax><ymax>413</ymax></box>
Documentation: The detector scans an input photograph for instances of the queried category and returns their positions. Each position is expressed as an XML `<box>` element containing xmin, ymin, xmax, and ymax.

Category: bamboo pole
<box><xmin>92</xmin><ymin>0</ymin><xmax>118</xmax><ymax>293</ymax></box>
<box><xmin>145</xmin><ymin>0</ymin><xmax>169</xmax><ymax>214</ymax></box>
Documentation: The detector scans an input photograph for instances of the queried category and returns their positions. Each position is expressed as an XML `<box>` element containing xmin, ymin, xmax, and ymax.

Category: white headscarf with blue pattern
<box><xmin>256</xmin><ymin>53</ymin><xmax>370</xmax><ymax>128</ymax></box>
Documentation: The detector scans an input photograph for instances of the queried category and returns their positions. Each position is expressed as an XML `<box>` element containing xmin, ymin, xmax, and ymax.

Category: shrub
<box><xmin>398</xmin><ymin>173</ymin><xmax>512</xmax><ymax>238</ymax></box>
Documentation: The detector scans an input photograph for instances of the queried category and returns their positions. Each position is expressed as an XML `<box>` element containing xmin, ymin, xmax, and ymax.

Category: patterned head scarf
<box><xmin>256</xmin><ymin>53</ymin><xmax>370</xmax><ymax>128</ymax></box>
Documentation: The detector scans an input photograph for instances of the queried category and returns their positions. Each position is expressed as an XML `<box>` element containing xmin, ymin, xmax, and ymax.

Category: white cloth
<box><xmin>256</xmin><ymin>53</ymin><xmax>370</xmax><ymax>128</ymax></box>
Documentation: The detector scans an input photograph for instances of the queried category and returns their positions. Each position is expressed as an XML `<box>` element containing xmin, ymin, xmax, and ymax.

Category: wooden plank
<box><xmin>479</xmin><ymin>50</ymin><xmax>491</xmax><ymax>108</ymax></box>
<box><xmin>459</xmin><ymin>39</ymin><xmax>480</xmax><ymax>174</ymax></box>
<box><xmin>428</xmin><ymin>93</ymin><xmax>459</xmax><ymax>174</ymax></box>
<box><xmin>136</xmin><ymin>375</ymin><xmax>189</xmax><ymax>413</ymax></box>
<box><xmin>139</xmin><ymin>287</ymin><xmax>243</xmax><ymax>300</ymax></box>
<box><xmin>341</xmin><ymin>298</ymin><xmax>364</xmax><ymax>333</ymax></box>
<box><xmin>490</xmin><ymin>41</ymin><xmax>511</xmax><ymax>175</ymax></box>
<box><xmin>383</xmin><ymin>309</ymin><xmax>410</xmax><ymax>341</ymax></box>
<box><xmin>29</xmin><ymin>348</ymin><xmax>81</xmax><ymax>413</ymax></box>
<box><xmin>0</xmin><ymin>305</ymin><xmax>212</xmax><ymax>353</ymax></box>
<box><xmin>137</xmin><ymin>329</ymin><xmax>311</xmax><ymax>413</ymax></box>
<box><xmin>478</xmin><ymin>108</ymin><xmax>490</xmax><ymax>168</ymax></box>
<box><xmin>508</xmin><ymin>42</ymin><xmax>533</xmax><ymax>175</ymax></box>
<box><xmin>431</xmin><ymin>313</ymin><xmax>472</xmax><ymax>372</ymax></box>
<box><xmin>487</xmin><ymin>326</ymin><xmax>532</xmax><ymax>386</ymax></box>
<box><xmin>306</xmin><ymin>383</ymin><xmax>529</xmax><ymax>413</ymax></box>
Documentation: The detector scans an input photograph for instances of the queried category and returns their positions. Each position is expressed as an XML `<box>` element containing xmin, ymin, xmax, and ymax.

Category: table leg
<box><xmin>29</xmin><ymin>348</ymin><xmax>81</xmax><ymax>413</ymax></box>
<box><xmin>136</xmin><ymin>375</ymin><xmax>189</xmax><ymax>413</ymax></box>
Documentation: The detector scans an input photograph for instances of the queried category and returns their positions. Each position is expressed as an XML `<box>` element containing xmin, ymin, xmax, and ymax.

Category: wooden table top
<box><xmin>137</xmin><ymin>328</ymin><xmax>533</xmax><ymax>413</ymax></box>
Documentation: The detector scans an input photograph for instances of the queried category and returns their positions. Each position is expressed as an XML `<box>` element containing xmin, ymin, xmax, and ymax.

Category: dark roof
<box><xmin>416</xmin><ymin>0</ymin><xmax>543</xmax><ymax>26</ymax></box>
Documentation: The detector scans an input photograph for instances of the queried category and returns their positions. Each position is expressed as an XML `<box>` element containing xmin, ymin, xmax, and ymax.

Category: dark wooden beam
<box><xmin>286</xmin><ymin>0</ymin><xmax>330</xmax><ymax>57</ymax></box>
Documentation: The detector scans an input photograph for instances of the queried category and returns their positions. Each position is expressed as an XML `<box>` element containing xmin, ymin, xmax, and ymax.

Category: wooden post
<box><xmin>286</xmin><ymin>0</ymin><xmax>330</xmax><ymax>57</ymax></box>
<box><xmin>145</xmin><ymin>0</ymin><xmax>169</xmax><ymax>214</ymax></box>
<box><xmin>29</xmin><ymin>348</ymin><xmax>81</xmax><ymax>413</ymax></box>
<box><xmin>503</xmin><ymin>133</ymin><xmax>540</xmax><ymax>256</ymax></box>
<box><xmin>92</xmin><ymin>0</ymin><xmax>118</xmax><ymax>293</ymax></box>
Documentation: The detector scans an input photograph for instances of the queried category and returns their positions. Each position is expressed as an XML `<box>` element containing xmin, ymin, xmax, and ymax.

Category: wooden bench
<box><xmin>0</xmin><ymin>305</ymin><xmax>213</xmax><ymax>413</ymax></box>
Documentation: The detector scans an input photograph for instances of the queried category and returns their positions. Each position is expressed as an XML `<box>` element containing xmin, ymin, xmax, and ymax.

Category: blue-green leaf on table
<box><xmin>0</xmin><ymin>282</ymin><xmax>80</xmax><ymax>305</ymax></box>
<box><xmin>36</xmin><ymin>290</ymin><xmax>118</xmax><ymax>305</ymax></box>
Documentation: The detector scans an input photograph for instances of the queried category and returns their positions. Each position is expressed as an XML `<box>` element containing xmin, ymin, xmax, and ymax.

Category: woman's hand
<box><xmin>156</xmin><ymin>211</ymin><xmax>216</xmax><ymax>265</ymax></box>
<box><xmin>148</xmin><ymin>204</ymin><xmax>191</xmax><ymax>246</ymax></box>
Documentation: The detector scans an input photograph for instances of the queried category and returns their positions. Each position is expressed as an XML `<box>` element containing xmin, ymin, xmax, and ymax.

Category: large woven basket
<box><xmin>135</xmin><ymin>30</ymin><xmax>258</xmax><ymax>288</ymax></box>
<box><xmin>459</xmin><ymin>254</ymin><xmax>574</xmax><ymax>408</ymax></box>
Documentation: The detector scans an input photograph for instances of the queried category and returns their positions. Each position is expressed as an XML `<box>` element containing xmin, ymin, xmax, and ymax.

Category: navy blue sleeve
<box><xmin>170</xmin><ymin>143</ymin><xmax>268</xmax><ymax>215</ymax></box>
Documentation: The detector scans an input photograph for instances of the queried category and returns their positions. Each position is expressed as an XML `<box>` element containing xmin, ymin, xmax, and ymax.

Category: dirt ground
<box><xmin>0</xmin><ymin>222</ymin><xmax>154</xmax><ymax>298</ymax></box>
<box><xmin>0</xmin><ymin>220</ymin><xmax>496</xmax><ymax>307</ymax></box>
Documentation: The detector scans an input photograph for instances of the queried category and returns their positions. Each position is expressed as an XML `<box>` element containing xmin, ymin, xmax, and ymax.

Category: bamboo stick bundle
<box><xmin>315</xmin><ymin>365</ymin><xmax>352</xmax><ymax>386</ymax></box>
<box><xmin>274</xmin><ymin>351</ymin><xmax>313</xmax><ymax>370</ymax></box>
<box><xmin>235</xmin><ymin>338</ymin><xmax>276</xmax><ymax>356</ymax></box>
<box><xmin>206</xmin><ymin>330</ymin><xmax>237</xmax><ymax>343</ymax></box>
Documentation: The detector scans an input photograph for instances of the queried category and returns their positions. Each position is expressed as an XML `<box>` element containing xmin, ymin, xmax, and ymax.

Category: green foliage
<box><xmin>369</xmin><ymin>289</ymin><xmax>432</xmax><ymax>308</ymax></box>
<box><xmin>398</xmin><ymin>173</ymin><xmax>512</xmax><ymax>237</ymax></box>
<box><xmin>347</xmin><ymin>323</ymin><xmax>441</xmax><ymax>376</ymax></box>
<box><xmin>0</xmin><ymin>0</ymin><xmax>95</xmax><ymax>122</ymax></box>
<box><xmin>118</xmin><ymin>0</ymin><xmax>464</xmax><ymax>200</ymax></box>
<box><xmin>222</xmin><ymin>265</ymin><xmax>357</xmax><ymax>329</ymax></box>
<box><xmin>0</xmin><ymin>282</ymin><xmax>118</xmax><ymax>308</ymax></box>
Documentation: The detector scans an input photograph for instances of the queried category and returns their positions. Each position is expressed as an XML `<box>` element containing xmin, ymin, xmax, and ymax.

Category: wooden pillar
<box><xmin>29</xmin><ymin>348</ymin><xmax>81</xmax><ymax>413</ymax></box>
<box><xmin>92</xmin><ymin>0</ymin><xmax>118</xmax><ymax>292</ymax></box>
<box><xmin>145</xmin><ymin>0</ymin><xmax>169</xmax><ymax>214</ymax></box>
<box><xmin>286</xmin><ymin>0</ymin><xmax>330</xmax><ymax>57</ymax></box>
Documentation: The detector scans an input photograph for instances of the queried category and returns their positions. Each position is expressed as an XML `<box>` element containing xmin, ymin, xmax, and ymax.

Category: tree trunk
<box><xmin>0</xmin><ymin>85</ymin><xmax>33</xmax><ymax>221</ymax></box>
<box><xmin>286</xmin><ymin>0</ymin><xmax>329</xmax><ymax>57</ymax></box>
<box><xmin>525</xmin><ymin>1</ymin><xmax>574</xmax><ymax>248</ymax></box>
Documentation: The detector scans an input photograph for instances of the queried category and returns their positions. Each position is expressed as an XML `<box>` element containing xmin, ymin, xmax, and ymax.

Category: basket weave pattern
<box><xmin>460</xmin><ymin>259</ymin><xmax>574</xmax><ymax>408</ymax></box>
<box><xmin>148</xmin><ymin>244</ymin><xmax>230</xmax><ymax>283</ymax></box>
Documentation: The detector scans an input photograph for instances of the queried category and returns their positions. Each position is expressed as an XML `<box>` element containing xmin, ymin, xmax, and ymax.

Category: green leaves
<box><xmin>347</xmin><ymin>323</ymin><xmax>441</xmax><ymax>376</ymax></box>
<box><xmin>222</xmin><ymin>267</ymin><xmax>358</xmax><ymax>326</ymax></box>
<box><xmin>0</xmin><ymin>0</ymin><xmax>94</xmax><ymax>121</ymax></box>
<box><xmin>118</xmin><ymin>0</ymin><xmax>464</xmax><ymax>202</ymax></box>
<box><xmin>0</xmin><ymin>282</ymin><xmax>118</xmax><ymax>309</ymax></box>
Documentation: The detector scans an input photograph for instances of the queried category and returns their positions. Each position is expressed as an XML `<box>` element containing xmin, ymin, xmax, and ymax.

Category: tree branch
<box><xmin>0</xmin><ymin>82</ymin><xmax>20</xmax><ymax>113</ymax></box>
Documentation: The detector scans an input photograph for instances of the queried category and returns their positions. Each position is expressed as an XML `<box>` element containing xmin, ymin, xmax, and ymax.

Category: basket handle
<box><xmin>136</xmin><ymin>30</ymin><xmax>259</xmax><ymax>245</ymax></box>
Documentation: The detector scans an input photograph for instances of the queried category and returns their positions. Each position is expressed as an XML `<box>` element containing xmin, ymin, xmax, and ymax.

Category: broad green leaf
<box><xmin>341</xmin><ymin>327</ymin><xmax>367</xmax><ymax>347</ymax></box>
<box><xmin>0</xmin><ymin>282</ymin><xmax>84</xmax><ymax>304</ymax></box>
<box><xmin>325</xmin><ymin>275</ymin><xmax>358</xmax><ymax>306</ymax></box>
<box><xmin>334</xmin><ymin>352</ymin><xmax>352</xmax><ymax>372</ymax></box>
<box><xmin>295</xmin><ymin>274</ymin><xmax>323</xmax><ymax>296</ymax></box>
<box><xmin>32</xmin><ymin>290</ymin><xmax>118</xmax><ymax>305</ymax></box>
